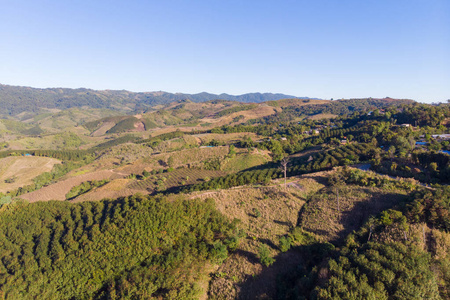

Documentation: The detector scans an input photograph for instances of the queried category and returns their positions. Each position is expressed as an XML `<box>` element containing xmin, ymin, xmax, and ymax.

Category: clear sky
<box><xmin>0</xmin><ymin>0</ymin><xmax>449</xmax><ymax>102</ymax></box>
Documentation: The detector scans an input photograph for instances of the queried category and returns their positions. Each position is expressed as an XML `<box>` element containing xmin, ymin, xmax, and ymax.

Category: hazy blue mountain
<box><xmin>0</xmin><ymin>84</ymin><xmax>315</xmax><ymax>116</ymax></box>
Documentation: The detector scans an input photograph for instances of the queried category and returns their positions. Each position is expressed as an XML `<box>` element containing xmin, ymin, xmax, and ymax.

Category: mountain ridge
<box><xmin>0</xmin><ymin>83</ymin><xmax>316</xmax><ymax>116</ymax></box>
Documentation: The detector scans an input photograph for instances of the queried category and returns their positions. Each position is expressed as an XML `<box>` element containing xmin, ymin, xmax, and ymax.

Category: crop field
<box><xmin>307</xmin><ymin>113</ymin><xmax>338</xmax><ymax>120</ymax></box>
<box><xmin>0</xmin><ymin>156</ymin><xmax>61</xmax><ymax>193</ymax></box>
<box><xmin>19</xmin><ymin>169</ymin><xmax>125</xmax><ymax>202</ymax></box>
<box><xmin>127</xmin><ymin>168</ymin><xmax>227</xmax><ymax>192</ymax></box>
<box><xmin>221</xmin><ymin>149</ymin><xmax>271</xmax><ymax>172</ymax></box>
<box><xmin>70</xmin><ymin>178</ymin><xmax>139</xmax><ymax>202</ymax></box>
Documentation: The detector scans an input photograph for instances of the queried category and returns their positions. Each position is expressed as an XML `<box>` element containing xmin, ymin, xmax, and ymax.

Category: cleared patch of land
<box><xmin>221</xmin><ymin>149</ymin><xmax>271</xmax><ymax>172</ymax></box>
<box><xmin>200</xmin><ymin>105</ymin><xmax>276</xmax><ymax>127</ymax></box>
<box><xmin>307</xmin><ymin>113</ymin><xmax>338</xmax><ymax>120</ymax></box>
<box><xmin>299</xmin><ymin>181</ymin><xmax>409</xmax><ymax>243</ymax></box>
<box><xmin>19</xmin><ymin>169</ymin><xmax>125</xmax><ymax>202</ymax></box>
<box><xmin>0</xmin><ymin>156</ymin><xmax>61</xmax><ymax>193</ymax></box>
<box><xmin>91</xmin><ymin>121</ymin><xmax>115</xmax><ymax>136</ymax></box>
<box><xmin>186</xmin><ymin>174</ymin><xmax>325</xmax><ymax>299</ymax></box>
<box><xmin>70</xmin><ymin>178</ymin><xmax>139</xmax><ymax>202</ymax></box>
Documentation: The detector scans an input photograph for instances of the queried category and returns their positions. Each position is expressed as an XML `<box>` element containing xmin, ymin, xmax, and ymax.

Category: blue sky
<box><xmin>0</xmin><ymin>0</ymin><xmax>449</xmax><ymax>102</ymax></box>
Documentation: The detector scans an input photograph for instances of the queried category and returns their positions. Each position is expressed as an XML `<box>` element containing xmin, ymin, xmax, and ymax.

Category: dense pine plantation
<box><xmin>0</xmin><ymin>195</ymin><xmax>238</xmax><ymax>299</ymax></box>
<box><xmin>316</xmin><ymin>242</ymin><xmax>441</xmax><ymax>299</ymax></box>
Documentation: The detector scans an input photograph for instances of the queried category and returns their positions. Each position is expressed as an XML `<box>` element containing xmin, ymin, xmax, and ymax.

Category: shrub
<box><xmin>258</xmin><ymin>244</ymin><xmax>275</xmax><ymax>267</ymax></box>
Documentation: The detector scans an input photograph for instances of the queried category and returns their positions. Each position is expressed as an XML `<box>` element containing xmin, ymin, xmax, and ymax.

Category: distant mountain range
<box><xmin>0</xmin><ymin>84</ymin><xmax>316</xmax><ymax>116</ymax></box>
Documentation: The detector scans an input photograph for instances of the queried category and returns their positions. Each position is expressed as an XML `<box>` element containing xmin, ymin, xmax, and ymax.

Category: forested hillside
<box><xmin>0</xmin><ymin>84</ymin><xmax>302</xmax><ymax>116</ymax></box>
<box><xmin>0</xmin><ymin>196</ymin><xmax>238</xmax><ymax>299</ymax></box>
<box><xmin>0</xmin><ymin>97</ymin><xmax>449</xmax><ymax>299</ymax></box>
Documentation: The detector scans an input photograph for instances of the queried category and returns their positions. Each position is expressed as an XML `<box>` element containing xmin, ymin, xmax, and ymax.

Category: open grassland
<box><xmin>299</xmin><ymin>181</ymin><xmax>409</xmax><ymax>244</ymax></box>
<box><xmin>91</xmin><ymin>121</ymin><xmax>116</xmax><ymax>136</ymax></box>
<box><xmin>221</xmin><ymin>149</ymin><xmax>271</xmax><ymax>173</ymax></box>
<box><xmin>184</xmin><ymin>174</ymin><xmax>325</xmax><ymax>299</ymax></box>
<box><xmin>29</xmin><ymin>107</ymin><xmax>122</xmax><ymax>132</ymax></box>
<box><xmin>0</xmin><ymin>156</ymin><xmax>61</xmax><ymax>193</ymax></box>
<box><xmin>59</xmin><ymin>145</ymin><xmax>231</xmax><ymax>184</ymax></box>
<box><xmin>307</xmin><ymin>113</ymin><xmax>338</xmax><ymax>120</ymax></box>
<box><xmin>70</xmin><ymin>178</ymin><xmax>141</xmax><ymax>202</ymax></box>
<box><xmin>114</xmin><ymin>146</ymin><xmax>231</xmax><ymax>174</ymax></box>
<box><xmin>200</xmin><ymin>104</ymin><xmax>276</xmax><ymax>127</ymax></box>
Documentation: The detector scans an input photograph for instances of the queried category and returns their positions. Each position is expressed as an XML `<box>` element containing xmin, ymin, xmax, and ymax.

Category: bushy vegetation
<box><xmin>127</xmin><ymin>168</ymin><xmax>226</xmax><ymax>193</ymax></box>
<box><xmin>92</xmin><ymin>134</ymin><xmax>141</xmax><ymax>150</ymax></box>
<box><xmin>106</xmin><ymin>117</ymin><xmax>141</xmax><ymax>134</ymax></box>
<box><xmin>1</xmin><ymin>96</ymin><xmax>450</xmax><ymax>299</ymax></box>
<box><xmin>0</xmin><ymin>149</ymin><xmax>93</xmax><ymax>161</ymax></box>
<box><xmin>183</xmin><ymin>143</ymin><xmax>373</xmax><ymax>192</ymax></box>
<box><xmin>315</xmin><ymin>242</ymin><xmax>440</xmax><ymax>299</ymax></box>
<box><xmin>215</xmin><ymin>104</ymin><xmax>257</xmax><ymax>117</ymax></box>
<box><xmin>0</xmin><ymin>195</ymin><xmax>238</xmax><ymax>299</ymax></box>
<box><xmin>65</xmin><ymin>179</ymin><xmax>110</xmax><ymax>200</ymax></box>
<box><xmin>4</xmin><ymin>156</ymin><xmax>95</xmax><ymax>198</ymax></box>
<box><xmin>261</xmin><ymin>98</ymin><xmax>413</xmax><ymax>124</ymax></box>
<box><xmin>371</xmin><ymin>151</ymin><xmax>450</xmax><ymax>184</ymax></box>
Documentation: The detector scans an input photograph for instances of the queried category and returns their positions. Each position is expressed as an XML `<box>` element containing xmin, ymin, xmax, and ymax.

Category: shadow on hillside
<box><xmin>237</xmin><ymin>250</ymin><xmax>303</xmax><ymax>300</ymax></box>
<box><xmin>273</xmin><ymin>219</ymin><xmax>293</xmax><ymax>228</ymax></box>
<box><xmin>236</xmin><ymin>243</ymin><xmax>334</xmax><ymax>300</ymax></box>
<box><xmin>234</xmin><ymin>249</ymin><xmax>260</xmax><ymax>264</ymax></box>
<box><xmin>259</xmin><ymin>238</ymin><xmax>279</xmax><ymax>250</ymax></box>
<box><xmin>299</xmin><ymin>187</ymin><xmax>408</xmax><ymax>246</ymax></box>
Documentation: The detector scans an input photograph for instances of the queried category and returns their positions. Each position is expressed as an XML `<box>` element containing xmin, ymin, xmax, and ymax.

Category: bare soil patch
<box><xmin>0</xmin><ymin>156</ymin><xmax>61</xmax><ymax>193</ymax></box>
<box><xmin>91</xmin><ymin>121</ymin><xmax>116</xmax><ymax>137</ymax></box>
<box><xmin>20</xmin><ymin>169</ymin><xmax>126</xmax><ymax>202</ymax></box>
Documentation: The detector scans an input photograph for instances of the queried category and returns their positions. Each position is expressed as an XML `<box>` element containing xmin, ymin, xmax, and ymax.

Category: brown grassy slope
<box><xmin>221</xmin><ymin>149</ymin><xmax>271</xmax><ymax>173</ymax></box>
<box><xmin>112</xmin><ymin>145</ymin><xmax>231</xmax><ymax>174</ymax></box>
<box><xmin>0</xmin><ymin>156</ymin><xmax>61</xmax><ymax>193</ymax></box>
<box><xmin>70</xmin><ymin>178</ymin><xmax>141</xmax><ymax>202</ymax></box>
<box><xmin>184</xmin><ymin>175</ymin><xmax>325</xmax><ymax>299</ymax></box>
<box><xmin>265</xmin><ymin>98</ymin><xmax>330</xmax><ymax>108</ymax></box>
<box><xmin>299</xmin><ymin>183</ymin><xmax>409</xmax><ymax>244</ymax></box>
<box><xmin>307</xmin><ymin>113</ymin><xmax>338</xmax><ymax>120</ymax></box>
<box><xmin>200</xmin><ymin>105</ymin><xmax>277</xmax><ymax>127</ymax></box>
<box><xmin>19</xmin><ymin>169</ymin><xmax>125</xmax><ymax>202</ymax></box>
<box><xmin>91</xmin><ymin>121</ymin><xmax>116</xmax><ymax>136</ymax></box>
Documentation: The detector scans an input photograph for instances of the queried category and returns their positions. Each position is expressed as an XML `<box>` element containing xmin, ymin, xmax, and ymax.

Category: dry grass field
<box><xmin>19</xmin><ymin>169</ymin><xmax>125</xmax><ymax>202</ymax></box>
<box><xmin>200</xmin><ymin>105</ymin><xmax>277</xmax><ymax>127</ymax></box>
<box><xmin>266</xmin><ymin>98</ymin><xmax>330</xmax><ymax>108</ymax></box>
<box><xmin>185</xmin><ymin>174</ymin><xmax>325</xmax><ymax>299</ymax></box>
<box><xmin>0</xmin><ymin>156</ymin><xmax>61</xmax><ymax>193</ymax></box>
<box><xmin>91</xmin><ymin>121</ymin><xmax>116</xmax><ymax>136</ymax></box>
<box><xmin>70</xmin><ymin>178</ymin><xmax>141</xmax><ymax>202</ymax></box>
<box><xmin>307</xmin><ymin>113</ymin><xmax>338</xmax><ymax>120</ymax></box>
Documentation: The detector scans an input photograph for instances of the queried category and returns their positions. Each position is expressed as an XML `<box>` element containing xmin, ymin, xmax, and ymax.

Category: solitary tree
<box><xmin>328</xmin><ymin>171</ymin><xmax>344</xmax><ymax>217</ymax></box>
<box><xmin>279</xmin><ymin>157</ymin><xmax>290</xmax><ymax>190</ymax></box>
